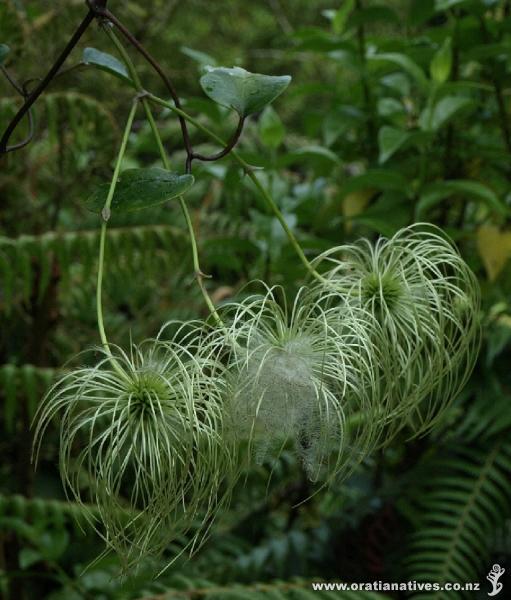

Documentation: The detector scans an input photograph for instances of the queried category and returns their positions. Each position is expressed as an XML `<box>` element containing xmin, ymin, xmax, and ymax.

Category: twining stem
<box><xmin>0</xmin><ymin>65</ymin><xmax>35</xmax><ymax>152</ymax></box>
<box><xmin>99</xmin><ymin>6</ymin><xmax>194</xmax><ymax>168</ymax></box>
<box><xmin>0</xmin><ymin>9</ymin><xmax>95</xmax><ymax>153</ymax></box>
<box><xmin>96</xmin><ymin>99</ymin><xmax>138</xmax><ymax>378</ymax></box>
<box><xmin>147</xmin><ymin>94</ymin><xmax>325</xmax><ymax>284</ymax></box>
<box><xmin>104</xmin><ymin>26</ymin><xmax>223</xmax><ymax>326</ymax></box>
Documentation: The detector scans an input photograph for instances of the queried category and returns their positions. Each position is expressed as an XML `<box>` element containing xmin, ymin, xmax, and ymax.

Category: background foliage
<box><xmin>1</xmin><ymin>0</ymin><xmax>511</xmax><ymax>598</ymax></box>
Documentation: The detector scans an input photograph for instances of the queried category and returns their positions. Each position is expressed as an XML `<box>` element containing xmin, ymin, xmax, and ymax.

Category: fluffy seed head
<box><xmin>312</xmin><ymin>223</ymin><xmax>481</xmax><ymax>436</ymax></box>
<box><xmin>33</xmin><ymin>332</ymin><xmax>238</xmax><ymax>571</ymax></box>
<box><xmin>216</xmin><ymin>284</ymin><xmax>386</xmax><ymax>482</ymax></box>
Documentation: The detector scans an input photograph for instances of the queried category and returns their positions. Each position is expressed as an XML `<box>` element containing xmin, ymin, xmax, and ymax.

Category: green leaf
<box><xmin>417</xmin><ymin>180</ymin><xmax>508</xmax><ymax>218</ymax></box>
<box><xmin>419</xmin><ymin>96</ymin><xmax>474</xmax><ymax>131</ymax></box>
<box><xmin>331</xmin><ymin>0</ymin><xmax>355</xmax><ymax>34</ymax></box>
<box><xmin>430</xmin><ymin>37</ymin><xmax>452</xmax><ymax>84</ymax></box>
<box><xmin>181</xmin><ymin>46</ymin><xmax>217</xmax><ymax>67</ymax></box>
<box><xmin>259</xmin><ymin>106</ymin><xmax>285</xmax><ymax>148</ymax></box>
<box><xmin>82</xmin><ymin>47</ymin><xmax>133</xmax><ymax>85</ymax></box>
<box><xmin>377</xmin><ymin>97</ymin><xmax>404</xmax><ymax>117</ymax></box>
<box><xmin>409</xmin><ymin>0</ymin><xmax>435</xmax><ymax>26</ymax></box>
<box><xmin>381</xmin><ymin>73</ymin><xmax>411</xmax><ymax>96</ymax></box>
<box><xmin>347</xmin><ymin>5</ymin><xmax>399</xmax><ymax>29</ymax></box>
<box><xmin>1</xmin><ymin>364</ymin><xmax>17</xmax><ymax>433</ymax></box>
<box><xmin>291</xmin><ymin>27</ymin><xmax>353</xmax><ymax>52</ymax></box>
<box><xmin>465</xmin><ymin>43</ymin><xmax>511</xmax><ymax>62</ymax></box>
<box><xmin>351</xmin><ymin>192</ymin><xmax>411</xmax><ymax>236</ymax></box>
<box><xmin>200</xmin><ymin>66</ymin><xmax>291</xmax><ymax>117</ymax></box>
<box><xmin>37</xmin><ymin>529</ymin><xmax>69</xmax><ymax>561</ymax></box>
<box><xmin>0</xmin><ymin>44</ymin><xmax>10</xmax><ymax>64</ymax></box>
<box><xmin>323</xmin><ymin>105</ymin><xmax>364</xmax><ymax>145</ymax></box>
<box><xmin>368</xmin><ymin>52</ymin><xmax>428</xmax><ymax>91</ymax></box>
<box><xmin>435</xmin><ymin>0</ymin><xmax>474</xmax><ymax>11</ymax></box>
<box><xmin>19</xmin><ymin>548</ymin><xmax>42</xmax><ymax>570</ymax></box>
<box><xmin>278</xmin><ymin>146</ymin><xmax>340</xmax><ymax>170</ymax></box>
<box><xmin>341</xmin><ymin>168</ymin><xmax>412</xmax><ymax>197</ymax></box>
<box><xmin>378</xmin><ymin>126</ymin><xmax>412</xmax><ymax>163</ymax></box>
<box><xmin>85</xmin><ymin>168</ymin><xmax>194</xmax><ymax>214</ymax></box>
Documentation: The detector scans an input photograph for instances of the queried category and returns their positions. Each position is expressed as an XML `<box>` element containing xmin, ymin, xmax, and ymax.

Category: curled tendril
<box><xmin>311</xmin><ymin>223</ymin><xmax>481</xmax><ymax>437</ymax></box>
<box><xmin>33</xmin><ymin>331</ymin><xmax>239</xmax><ymax>571</ymax></box>
<box><xmin>208</xmin><ymin>283</ymin><xmax>388</xmax><ymax>482</ymax></box>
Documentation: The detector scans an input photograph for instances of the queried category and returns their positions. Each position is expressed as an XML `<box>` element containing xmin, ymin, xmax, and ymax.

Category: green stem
<box><xmin>147</xmin><ymin>93</ymin><xmax>325</xmax><ymax>284</ymax></box>
<box><xmin>105</xmin><ymin>27</ymin><xmax>223</xmax><ymax>326</ymax></box>
<box><xmin>96</xmin><ymin>99</ymin><xmax>138</xmax><ymax>378</ymax></box>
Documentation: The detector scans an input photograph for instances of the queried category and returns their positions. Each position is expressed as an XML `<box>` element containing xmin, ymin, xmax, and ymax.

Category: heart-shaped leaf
<box><xmin>82</xmin><ymin>47</ymin><xmax>133</xmax><ymax>85</ymax></box>
<box><xmin>200</xmin><ymin>66</ymin><xmax>291</xmax><ymax>117</ymax></box>
<box><xmin>0</xmin><ymin>44</ymin><xmax>10</xmax><ymax>65</ymax></box>
<box><xmin>86</xmin><ymin>168</ymin><xmax>194</xmax><ymax>214</ymax></box>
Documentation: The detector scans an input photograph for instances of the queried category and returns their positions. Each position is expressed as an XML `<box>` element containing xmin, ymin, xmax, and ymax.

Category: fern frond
<box><xmin>135</xmin><ymin>576</ymin><xmax>388</xmax><ymax>599</ymax></box>
<box><xmin>0</xmin><ymin>225</ymin><xmax>186</xmax><ymax>309</ymax></box>
<box><xmin>447</xmin><ymin>376</ymin><xmax>511</xmax><ymax>443</ymax></box>
<box><xmin>0</xmin><ymin>364</ymin><xmax>58</xmax><ymax>432</ymax></box>
<box><xmin>404</xmin><ymin>440</ymin><xmax>511</xmax><ymax>599</ymax></box>
<box><xmin>43</xmin><ymin>91</ymin><xmax>119</xmax><ymax>152</ymax></box>
<box><xmin>0</xmin><ymin>493</ymin><xmax>107</xmax><ymax>529</ymax></box>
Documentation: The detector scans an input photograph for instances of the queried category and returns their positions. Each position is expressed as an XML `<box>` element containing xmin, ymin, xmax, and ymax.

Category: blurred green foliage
<box><xmin>1</xmin><ymin>0</ymin><xmax>511</xmax><ymax>598</ymax></box>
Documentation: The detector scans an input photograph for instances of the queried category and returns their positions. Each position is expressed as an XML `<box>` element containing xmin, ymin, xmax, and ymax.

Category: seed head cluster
<box><xmin>33</xmin><ymin>224</ymin><xmax>481</xmax><ymax>569</ymax></box>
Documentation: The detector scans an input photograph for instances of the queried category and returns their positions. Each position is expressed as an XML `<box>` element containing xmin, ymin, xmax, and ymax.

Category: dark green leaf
<box><xmin>409</xmin><ymin>0</ymin><xmax>435</xmax><ymax>26</ymax></box>
<box><xmin>259</xmin><ymin>106</ymin><xmax>285</xmax><ymax>148</ymax></box>
<box><xmin>181</xmin><ymin>46</ymin><xmax>217</xmax><ymax>67</ymax></box>
<box><xmin>0</xmin><ymin>44</ymin><xmax>10</xmax><ymax>64</ymax></box>
<box><xmin>436</xmin><ymin>0</ymin><xmax>482</xmax><ymax>12</ymax></box>
<box><xmin>368</xmin><ymin>52</ymin><xmax>428</xmax><ymax>91</ymax></box>
<box><xmin>419</xmin><ymin>96</ymin><xmax>474</xmax><ymax>131</ymax></box>
<box><xmin>82</xmin><ymin>47</ymin><xmax>133</xmax><ymax>85</ymax></box>
<box><xmin>200</xmin><ymin>66</ymin><xmax>291</xmax><ymax>117</ymax></box>
<box><xmin>341</xmin><ymin>169</ymin><xmax>412</xmax><ymax>197</ymax></box>
<box><xmin>377</xmin><ymin>98</ymin><xmax>404</xmax><ymax>117</ymax></box>
<box><xmin>380</xmin><ymin>73</ymin><xmax>411</xmax><ymax>96</ymax></box>
<box><xmin>417</xmin><ymin>180</ymin><xmax>508</xmax><ymax>218</ymax></box>
<box><xmin>378</xmin><ymin>126</ymin><xmax>412</xmax><ymax>164</ymax></box>
<box><xmin>19</xmin><ymin>548</ymin><xmax>42</xmax><ymax>570</ymax></box>
<box><xmin>347</xmin><ymin>5</ymin><xmax>399</xmax><ymax>29</ymax></box>
<box><xmin>331</xmin><ymin>0</ymin><xmax>355</xmax><ymax>34</ymax></box>
<box><xmin>352</xmin><ymin>192</ymin><xmax>411</xmax><ymax>236</ymax></box>
<box><xmin>278</xmin><ymin>146</ymin><xmax>340</xmax><ymax>171</ymax></box>
<box><xmin>378</xmin><ymin>127</ymin><xmax>431</xmax><ymax>163</ymax></box>
<box><xmin>291</xmin><ymin>27</ymin><xmax>354</xmax><ymax>52</ymax></box>
<box><xmin>466</xmin><ymin>43</ymin><xmax>511</xmax><ymax>62</ymax></box>
<box><xmin>430</xmin><ymin>38</ymin><xmax>452</xmax><ymax>84</ymax></box>
<box><xmin>322</xmin><ymin>105</ymin><xmax>364</xmax><ymax>146</ymax></box>
<box><xmin>86</xmin><ymin>168</ymin><xmax>194</xmax><ymax>214</ymax></box>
